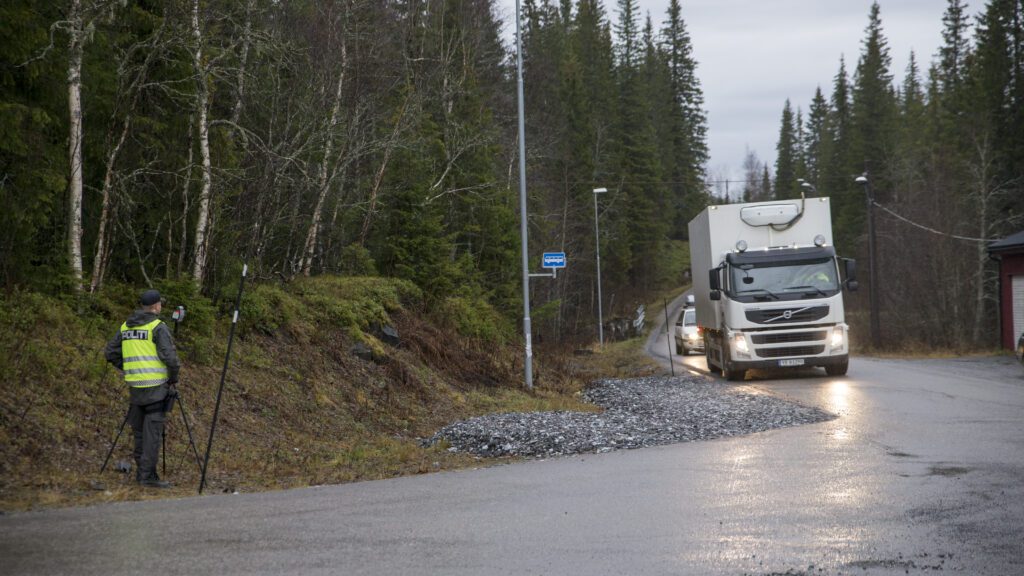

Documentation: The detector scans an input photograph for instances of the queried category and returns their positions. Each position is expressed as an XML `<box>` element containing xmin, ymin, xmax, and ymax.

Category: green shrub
<box><xmin>436</xmin><ymin>295</ymin><xmax>514</xmax><ymax>344</ymax></box>
<box><xmin>337</xmin><ymin>244</ymin><xmax>378</xmax><ymax>276</ymax></box>
<box><xmin>240</xmin><ymin>283</ymin><xmax>307</xmax><ymax>337</ymax></box>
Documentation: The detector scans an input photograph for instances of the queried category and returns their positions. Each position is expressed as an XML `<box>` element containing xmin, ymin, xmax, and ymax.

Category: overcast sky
<box><xmin>495</xmin><ymin>0</ymin><xmax>982</xmax><ymax>182</ymax></box>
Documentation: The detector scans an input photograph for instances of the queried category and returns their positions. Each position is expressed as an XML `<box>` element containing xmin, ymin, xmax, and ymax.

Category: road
<box><xmin>3</xmin><ymin>312</ymin><xmax>1024</xmax><ymax>574</ymax></box>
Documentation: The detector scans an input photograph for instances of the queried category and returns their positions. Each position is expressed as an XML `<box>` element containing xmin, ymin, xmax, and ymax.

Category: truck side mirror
<box><xmin>843</xmin><ymin>258</ymin><xmax>858</xmax><ymax>291</ymax></box>
<box><xmin>710</xmin><ymin>290</ymin><xmax>721</xmax><ymax>301</ymax></box>
<box><xmin>708</xmin><ymin>268</ymin><xmax>720</xmax><ymax>291</ymax></box>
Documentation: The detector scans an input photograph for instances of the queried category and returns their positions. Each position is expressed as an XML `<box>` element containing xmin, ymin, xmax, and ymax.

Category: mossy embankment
<box><xmin>0</xmin><ymin>276</ymin><xmax>657</xmax><ymax>511</ymax></box>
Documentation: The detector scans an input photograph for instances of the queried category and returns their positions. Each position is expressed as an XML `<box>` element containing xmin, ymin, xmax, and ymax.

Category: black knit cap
<box><xmin>140</xmin><ymin>289</ymin><xmax>162</xmax><ymax>306</ymax></box>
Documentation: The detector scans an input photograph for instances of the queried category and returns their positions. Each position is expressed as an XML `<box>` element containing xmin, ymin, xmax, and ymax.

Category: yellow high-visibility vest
<box><xmin>120</xmin><ymin>318</ymin><xmax>168</xmax><ymax>388</ymax></box>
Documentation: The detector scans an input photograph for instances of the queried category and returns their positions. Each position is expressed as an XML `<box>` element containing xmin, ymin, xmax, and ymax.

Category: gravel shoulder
<box><xmin>425</xmin><ymin>375</ymin><xmax>835</xmax><ymax>457</ymax></box>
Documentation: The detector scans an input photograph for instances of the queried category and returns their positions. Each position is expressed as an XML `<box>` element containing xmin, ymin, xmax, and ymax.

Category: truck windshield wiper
<box><xmin>786</xmin><ymin>285</ymin><xmax>829</xmax><ymax>297</ymax></box>
<box><xmin>739</xmin><ymin>288</ymin><xmax>780</xmax><ymax>300</ymax></box>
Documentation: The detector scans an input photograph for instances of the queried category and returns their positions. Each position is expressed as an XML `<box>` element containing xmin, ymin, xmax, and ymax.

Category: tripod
<box><xmin>100</xmin><ymin>385</ymin><xmax>203</xmax><ymax>477</ymax></box>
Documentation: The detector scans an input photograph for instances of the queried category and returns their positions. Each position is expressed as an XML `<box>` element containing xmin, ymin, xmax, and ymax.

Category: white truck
<box><xmin>688</xmin><ymin>197</ymin><xmax>858</xmax><ymax>380</ymax></box>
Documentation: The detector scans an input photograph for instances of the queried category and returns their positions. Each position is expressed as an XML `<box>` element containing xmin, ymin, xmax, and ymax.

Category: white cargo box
<box><xmin>688</xmin><ymin>197</ymin><xmax>834</xmax><ymax>330</ymax></box>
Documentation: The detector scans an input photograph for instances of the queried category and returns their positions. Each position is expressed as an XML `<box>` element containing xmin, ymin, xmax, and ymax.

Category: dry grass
<box><xmin>0</xmin><ymin>281</ymin><xmax>626</xmax><ymax>512</ymax></box>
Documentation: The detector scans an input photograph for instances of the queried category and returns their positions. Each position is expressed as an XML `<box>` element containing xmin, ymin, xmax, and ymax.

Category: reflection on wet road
<box><xmin>2</xmin><ymin>347</ymin><xmax>1023</xmax><ymax>574</ymax></box>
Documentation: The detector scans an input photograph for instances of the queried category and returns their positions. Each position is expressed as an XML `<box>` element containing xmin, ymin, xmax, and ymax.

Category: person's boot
<box><xmin>138</xmin><ymin>473</ymin><xmax>173</xmax><ymax>489</ymax></box>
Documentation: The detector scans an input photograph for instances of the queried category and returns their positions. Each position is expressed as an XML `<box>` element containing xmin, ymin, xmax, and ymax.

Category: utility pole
<box><xmin>514</xmin><ymin>0</ymin><xmax>532</xmax><ymax>389</ymax></box>
<box><xmin>593</xmin><ymin>187</ymin><xmax>607</xmax><ymax>346</ymax></box>
<box><xmin>856</xmin><ymin>173</ymin><xmax>881</xmax><ymax>349</ymax></box>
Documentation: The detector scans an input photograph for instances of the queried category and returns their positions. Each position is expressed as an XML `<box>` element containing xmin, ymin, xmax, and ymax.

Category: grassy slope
<box><xmin>0</xmin><ymin>276</ymin><xmax>654</xmax><ymax>511</ymax></box>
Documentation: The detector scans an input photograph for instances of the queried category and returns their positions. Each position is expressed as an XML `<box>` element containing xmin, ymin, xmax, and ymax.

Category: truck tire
<box><xmin>722</xmin><ymin>347</ymin><xmax>746</xmax><ymax>381</ymax></box>
<box><xmin>723</xmin><ymin>363</ymin><xmax>746</xmax><ymax>381</ymax></box>
<box><xmin>675</xmin><ymin>340</ymin><xmax>683</xmax><ymax>355</ymax></box>
<box><xmin>706</xmin><ymin>346</ymin><xmax>721</xmax><ymax>374</ymax></box>
<box><xmin>825</xmin><ymin>361</ymin><xmax>849</xmax><ymax>377</ymax></box>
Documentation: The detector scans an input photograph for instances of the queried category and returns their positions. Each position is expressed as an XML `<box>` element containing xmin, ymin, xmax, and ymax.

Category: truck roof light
<box><xmin>736</xmin><ymin>240</ymin><xmax>748</xmax><ymax>252</ymax></box>
<box><xmin>814</xmin><ymin>234</ymin><xmax>826</xmax><ymax>247</ymax></box>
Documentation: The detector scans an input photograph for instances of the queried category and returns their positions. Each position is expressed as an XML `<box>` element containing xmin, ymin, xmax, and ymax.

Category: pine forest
<box><xmin>2</xmin><ymin>0</ymin><xmax>1022</xmax><ymax>350</ymax></box>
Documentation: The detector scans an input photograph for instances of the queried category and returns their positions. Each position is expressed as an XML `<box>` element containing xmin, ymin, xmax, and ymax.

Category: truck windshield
<box><xmin>730</xmin><ymin>258</ymin><xmax>839</xmax><ymax>300</ymax></box>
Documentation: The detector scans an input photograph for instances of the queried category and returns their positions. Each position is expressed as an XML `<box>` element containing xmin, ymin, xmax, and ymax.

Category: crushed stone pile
<box><xmin>424</xmin><ymin>375</ymin><xmax>834</xmax><ymax>457</ymax></box>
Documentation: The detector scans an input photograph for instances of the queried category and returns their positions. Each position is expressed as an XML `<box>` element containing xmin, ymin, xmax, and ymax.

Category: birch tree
<box><xmin>301</xmin><ymin>40</ymin><xmax>347</xmax><ymax>276</ymax></box>
<box><xmin>89</xmin><ymin>27</ymin><xmax>166</xmax><ymax>292</ymax></box>
<box><xmin>190</xmin><ymin>0</ymin><xmax>214</xmax><ymax>286</ymax></box>
<box><xmin>66</xmin><ymin>0</ymin><xmax>85</xmax><ymax>290</ymax></box>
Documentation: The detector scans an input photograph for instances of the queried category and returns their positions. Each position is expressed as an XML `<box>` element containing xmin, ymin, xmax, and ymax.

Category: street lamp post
<box><xmin>593</xmin><ymin>187</ymin><xmax>607</xmax><ymax>346</ymax></box>
<box><xmin>514</xmin><ymin>0</ymin><xmax>533</xmax><ymax>389</ymax></box>
<box><xmin>855</xmin><ymin>173</ymin><xmax>881</xmax><ymax>349</ymax></box>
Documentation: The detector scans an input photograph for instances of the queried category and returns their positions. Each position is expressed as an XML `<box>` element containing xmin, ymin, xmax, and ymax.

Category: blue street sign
<box><xmin>542</xmin><ymin>252</ymin><xmax>567</xmax><ymax>269</ymax></box>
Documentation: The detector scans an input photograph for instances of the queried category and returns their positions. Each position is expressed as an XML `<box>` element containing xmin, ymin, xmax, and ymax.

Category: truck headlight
<box><xmin>831</xmin><ymin>327</ymin><xmax>844</xmax><ymax>348</ymax></box>
<box><xmin>688</xmin><ymin>332</ymin><xmax>699</xmax><ymax>341</ymax></box>
<box><xmin>734</xmin><ymin>333</ymin><xmax>749</xmax><ymax>354</ymax></box>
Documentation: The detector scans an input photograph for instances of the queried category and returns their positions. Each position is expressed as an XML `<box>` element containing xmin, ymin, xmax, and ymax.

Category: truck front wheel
<box><xmin>825</xmin><ymin>361</ymin><xmax>849</xmax><ymax>377</ymax></box>
<box><xmin>723</xmin><ymin>362</ymin><xmax>746</xmax><ymax>381</ymax></box>
<box><xmin>706</xmin><ymin>346</ymin><xmax>721</xmax><ymax>374</ymax></box>
<box><xmin>721</xmin><ymin>345</ymin><xmax>746</xmax><ymax>381</ymax></box>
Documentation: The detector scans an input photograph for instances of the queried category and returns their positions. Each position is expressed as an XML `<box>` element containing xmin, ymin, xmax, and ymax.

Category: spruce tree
<box><xmin>850</xmin><ymin>1</ymin><xmax>896</xmax><ymax>193</ymax></box>
<box><xmin>804</xmin><ymin>87</ymin><xmax>830</xmax><ymax>187</ymax></box>
<box><xmin>660</xmin><ymin>0</ymin><xmax>709</xmax><ymax>234</ymax></box>
<box><xmin>610</xmin><ymin>1</ymin><xmax>666</xmax><ymax>294</ymax></box>
<box><xmin>774</xmin><ymin>100</ymin><xmax>799</xmax><ymax>199</ymax></box>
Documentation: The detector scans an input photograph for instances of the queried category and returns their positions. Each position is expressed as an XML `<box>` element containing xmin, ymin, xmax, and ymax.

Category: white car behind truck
<box><xmin>675</xmin><ymin>306</ymin><xmax>704</xmax><ymax>355</ymax></box>
<box><xmin>688</xmin><ymin>197</ymin><xmax>858</xmax><ymax>380</ymax></box>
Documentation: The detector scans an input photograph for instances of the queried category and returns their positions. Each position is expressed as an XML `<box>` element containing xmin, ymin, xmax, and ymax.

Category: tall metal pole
<box><xmin>593</xmin><ymin>189</ymin><xmax>605</xmax><ymax>346</ymax></box>
<box><xmin>857</xmin><ymin>174</ymin><xmax>881</xmax><ymax>349</ymax></box>
<box><xmin>514</xmin><ymin>0</ymin><xmax>532</xmax><ymax>389</ymax></box>
<box><xmin>864</xmin><ymin>177</ymin><xmax>881</xmax><ymax>349</ymax></box>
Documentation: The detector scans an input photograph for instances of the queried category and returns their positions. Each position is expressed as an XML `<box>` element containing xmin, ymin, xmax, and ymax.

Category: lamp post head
<box><xmin>855</xmin><ymin>175</ymin><xmax>868</xmax><ymax>185</ymax></box>
<box><xmin>593</xmin><ymin>187</ymin><xmax>607</xmax><ymax>194</ymax></box>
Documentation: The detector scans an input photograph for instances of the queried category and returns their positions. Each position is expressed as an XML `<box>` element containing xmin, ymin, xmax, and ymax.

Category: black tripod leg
<box><xmin>176</xmin><ymin>396</ymin><xmax>204</xmax><ymax>474</ymax></box>
<box><xmin>100</xmin><ymin>407</ymin><xmax>132</xmax><ymax>474</ymax></box>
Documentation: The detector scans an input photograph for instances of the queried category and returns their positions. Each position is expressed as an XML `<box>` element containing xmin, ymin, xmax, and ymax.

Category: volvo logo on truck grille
<box><xmin>745</xmin><ymin>305</ymin><xmax>829</xmax><ymax>324</ymax></box>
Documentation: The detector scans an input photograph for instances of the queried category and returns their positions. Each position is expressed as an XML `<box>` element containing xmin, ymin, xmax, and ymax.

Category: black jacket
<box><xmin>105</xmin><ymin>310</ymin><xmax>181</xmax><ymax>406</ymax></box>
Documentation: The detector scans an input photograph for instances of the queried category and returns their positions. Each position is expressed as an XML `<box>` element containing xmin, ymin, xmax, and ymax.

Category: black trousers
<box><xmin>128</xmin><ymin>401</ymin><xmax>166</xmax><ymax>480</ymax></box>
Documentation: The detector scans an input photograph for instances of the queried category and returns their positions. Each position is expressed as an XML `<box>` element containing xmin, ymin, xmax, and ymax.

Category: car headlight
<box><xmin>831</xmin><ymin>327</ymin><xmax>844</xmax><ymax>348</ymax></box>
<box><xmin>688</xmin><ymin>332</ymin><xmax>699</xmax><ymax>340</ymax></box>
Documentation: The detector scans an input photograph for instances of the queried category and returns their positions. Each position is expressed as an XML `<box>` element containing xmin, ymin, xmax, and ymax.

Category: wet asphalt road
<box><xmin>3</xmin><ymin>336</ymin><xmax>1024</xmax><ymax>574</ymax></box>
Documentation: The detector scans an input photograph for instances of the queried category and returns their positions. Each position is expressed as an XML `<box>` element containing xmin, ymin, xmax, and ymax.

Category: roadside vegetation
<box><xmin>0</xmin><ymin>276</ymin><xmax>657</xmax><ymax>511</ymax></box>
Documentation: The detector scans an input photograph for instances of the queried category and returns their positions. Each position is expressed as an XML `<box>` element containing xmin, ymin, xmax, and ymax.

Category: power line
<box><xmin>871</xmin><ymin>199</ymin><xmax>995</xmax><ymax>243</ymax></box>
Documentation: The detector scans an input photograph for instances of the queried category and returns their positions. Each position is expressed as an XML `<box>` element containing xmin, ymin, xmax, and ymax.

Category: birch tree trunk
<box><xmin>177</xmin><ymin>118</ymin><xmax>194</xmax><ymax>277</ymax></box>
<box><xmin>358</xmin><ymin>94</ymin><xmax>410</xmax><ymax>247</ymax></box>
<box><xmin>190</xmin><ymin>0</ymin><xmax>214</xmax><ymax>286</ymax></box>
<box><xmin>301</xmin><ymin>41</ymin><xmax>347</xmax><ymax>277</ymax></box>
<box><xmin>88</xmin><ymin>115</ymin><xmax>130</xmax><ymax>292</ymax></box>
<box><xmin>230</xmin><ymin>0</ymin><xmax>253</xmax><ymax>148</ymax></box>
<box><xmin>67</xmin><ymin>0</ymin><xmax>85</xmax><ymax>291</ymax></box>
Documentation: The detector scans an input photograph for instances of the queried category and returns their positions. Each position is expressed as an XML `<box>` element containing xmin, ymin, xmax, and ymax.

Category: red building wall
<box><xmin>999</xmin><ymin>252</ymin><xmax>1024</xmax><ymax>349</ymax></box>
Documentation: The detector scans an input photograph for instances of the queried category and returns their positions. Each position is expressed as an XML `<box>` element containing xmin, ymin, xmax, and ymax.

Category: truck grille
<box><xmin>751</xmin><ymin>330</ymin><xmax>828</xmax><ymax>344</ymax></box>
<box><xmin>745</xmin><ymin>305</ymin><xmax>829</xmax><ymax>324</ymax></box>
<box><xmin>757</xmin><ymin>345</ymin><xmax>825</xmax><ymax>358</ymax></box>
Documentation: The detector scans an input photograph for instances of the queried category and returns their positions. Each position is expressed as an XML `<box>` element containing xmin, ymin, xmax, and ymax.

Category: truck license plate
<box><xmin>779</xmin><ymin>359</ymin><xmax>805</xmax><ymax>367</ymax></box>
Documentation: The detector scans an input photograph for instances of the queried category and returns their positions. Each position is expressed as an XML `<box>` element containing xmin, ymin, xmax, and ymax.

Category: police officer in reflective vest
<box><xmin>104</xmin><ymin>289</ymin><xmax>181</xmax><ymax>488</ymax></box>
